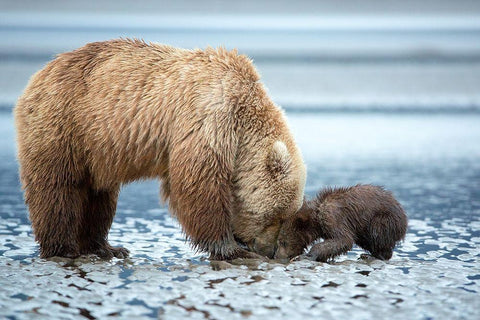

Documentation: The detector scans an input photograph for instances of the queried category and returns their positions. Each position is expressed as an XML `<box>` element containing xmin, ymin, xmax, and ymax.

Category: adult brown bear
<box><xmin>14</xmin><ymin>39</ymin><xmax>306</xmax><ymax>260</ymax></box>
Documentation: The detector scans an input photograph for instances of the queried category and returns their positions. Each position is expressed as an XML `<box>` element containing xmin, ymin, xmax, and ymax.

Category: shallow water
<box><xmin>1</xmin><ymin>112</ymin><xmax>479</xmax><ymax>319</ymax></box>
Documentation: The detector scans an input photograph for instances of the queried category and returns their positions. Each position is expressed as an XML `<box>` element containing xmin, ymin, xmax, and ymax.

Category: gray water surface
<box><xmin>1</xmin><ymin>112</ymin><xmax>479</xmax><ymax>319</ymax></box>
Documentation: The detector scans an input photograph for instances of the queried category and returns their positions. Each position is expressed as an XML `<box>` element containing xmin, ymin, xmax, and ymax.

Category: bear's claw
<box><xmin>92</xmin><ymin>245</ymin><xmax>130</xmax><ymax>259</ymax></box>
<box><xmin>210</xmin><ymin>248</ymin><xmax>268</xmax><ymax>261</ymax></box>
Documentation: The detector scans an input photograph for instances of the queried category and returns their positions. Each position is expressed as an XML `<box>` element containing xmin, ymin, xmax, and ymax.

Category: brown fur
<box><xmin>14</xmin><ymin>39</ymin><xmax>306</xmax><ymax>260</ymax></box>
<box><xmin>274</xmin><ymin>185</ymin><xmax>407</xmax><ymax>261</ymax></box>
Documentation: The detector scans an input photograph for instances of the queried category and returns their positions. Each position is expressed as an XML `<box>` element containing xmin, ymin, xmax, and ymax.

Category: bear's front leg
<box><xmin>167</xmin><ymin>127</ymin><xmax>269</xmax><ymax>261</ymax></box>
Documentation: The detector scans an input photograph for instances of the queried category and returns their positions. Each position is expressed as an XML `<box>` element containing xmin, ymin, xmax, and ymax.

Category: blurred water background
<box><xmin>1</xmin><ymin>1</ymin><xmax>479</xmax><ymax>319</ymax></box>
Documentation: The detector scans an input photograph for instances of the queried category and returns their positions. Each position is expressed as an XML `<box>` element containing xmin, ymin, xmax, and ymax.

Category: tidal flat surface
<box><xmin>1</xmin><ymin>112</ymin><xmax>479</xmax><ymax>319</ymax></box>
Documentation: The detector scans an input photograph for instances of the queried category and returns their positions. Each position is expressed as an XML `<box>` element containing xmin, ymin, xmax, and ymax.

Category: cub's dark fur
<box><xmin>275</xmin><ymin>184</ymin><xmax>407</xmax><ymax>262</ymax></box>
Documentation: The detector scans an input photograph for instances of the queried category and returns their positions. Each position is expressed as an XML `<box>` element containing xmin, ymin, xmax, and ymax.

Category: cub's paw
<box><xmin>305</xmin><ymin>251</ymin><xmax>329</xmax><ymax>263</ymax></box>
<box><xmin>359</xmin><ymin>253</ymin><xmax>376</xmax><ymax>262</ymax></box>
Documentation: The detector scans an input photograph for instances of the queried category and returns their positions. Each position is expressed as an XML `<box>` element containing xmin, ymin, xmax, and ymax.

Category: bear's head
<box><xmin>232</xmin><ymin>140</ymin><xmax>306</xmax><ymax>258</ymax></box>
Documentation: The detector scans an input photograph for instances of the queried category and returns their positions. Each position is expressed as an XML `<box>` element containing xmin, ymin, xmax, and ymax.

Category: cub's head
<box><xmin>274</xmin><ymin>201</ymin><xmax>317</xmax><ymax>260</ymax></box>
<box><xmin>232</xmin><ymin>140</ymin><xmax>306</xmax><ymax>258</ymax></box>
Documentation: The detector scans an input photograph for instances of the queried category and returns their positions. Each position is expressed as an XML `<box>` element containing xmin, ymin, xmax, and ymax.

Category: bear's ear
<box><xmin>266</xmin><ymin>141</ymin><xmax>291</xmax><ymax>176</ymax></box>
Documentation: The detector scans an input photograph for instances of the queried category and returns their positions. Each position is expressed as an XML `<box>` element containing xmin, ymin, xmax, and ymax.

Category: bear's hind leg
<box><xmin>26</xmin><ymin>183</ymin><xmax>88</xmax><ymax>259</ymax></box>
<box><xmin>80</xmin><ymin>186</ymin><xmax>129</xmax><ymax>259</ymax></box>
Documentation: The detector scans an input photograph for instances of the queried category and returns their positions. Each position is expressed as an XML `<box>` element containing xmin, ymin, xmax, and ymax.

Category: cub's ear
<box><xmin>267</xmin><ymin>141</ymin><xmax>291</xmax><ymax>176</ymax></box>
<box><xmin>294</xmin><ymin>209</ymin><xmax>311</xmax><ymax>230</ymax></box>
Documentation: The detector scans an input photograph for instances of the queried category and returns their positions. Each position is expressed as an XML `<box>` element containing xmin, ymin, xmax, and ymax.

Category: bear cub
<box><xmin>275</xmin><ymin>184</ymin><xmax>407</xmax><ymax>262</ymax></box>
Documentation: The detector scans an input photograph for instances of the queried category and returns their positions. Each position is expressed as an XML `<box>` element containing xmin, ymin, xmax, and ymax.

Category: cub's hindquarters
<box><xmin>309</xmin><ymin>185</ymin><xmax>407</xmax><ymax>261</ymax></box>
<box><xmin>356</xmin><ymin>208</ymin><xmax>407</xmax><ymax>260</ymax></box>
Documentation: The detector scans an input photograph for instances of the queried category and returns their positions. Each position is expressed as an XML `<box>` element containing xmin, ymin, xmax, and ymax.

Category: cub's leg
<box><xmin>79</xmin><ymin>186</ymin><xmax>129</xmax><ymax>259</ymax></box>
<box><xmin>306</xmin><ymin>238</ymin><xmax>354</xmax><ymax>262</ymax></box>
<box><xmin>26</xmin><ymin>183</ymin><xmax>88</xmax><ymax>258</ymax></box>
<box><xmin>366</xmin><ymin>213</ymin><xmax>402</xmax><ymax>260</ymax></box>
<box><xmin>370</xmin><ymin>248</ymin><xmax>393</xmax><ymax>260</ymax></box>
